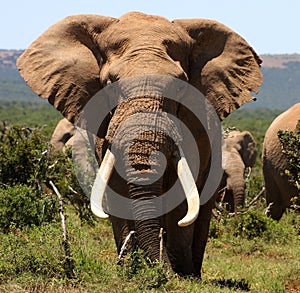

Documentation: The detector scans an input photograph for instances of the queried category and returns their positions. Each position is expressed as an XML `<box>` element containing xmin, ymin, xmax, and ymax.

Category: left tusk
<box><xmin>177</xmin><ymin>147</ymin><xmax>200</xmax><ymax>227</ymax></box>
<box><xmin>90</xmin><ymin>148</ymin><xmax>115</xmax><ymax>219</ymax></box>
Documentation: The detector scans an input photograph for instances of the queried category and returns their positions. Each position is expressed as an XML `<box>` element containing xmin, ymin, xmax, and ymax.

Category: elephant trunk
<box><xmin>121</xmin><ymin>126</ymin><xmax>170</xmax><ymax>262</ymax></box>
<box><xmin>223</xmin><ymin>151</ymin><xmax>246</xmax><ymax>212</ymax></box>
<box><xmin>227</xmin><ymin>172</ymin><xmax>246</xmax><ymax>212</ymax></box>
<box><xmin>128</xmin><ymin>181</ymin><xmax>163</xmax><ymax>261</ymax></box>
<box><xmin>232</xmin><ymin>179</ymin><xmax>246</xmax><ymax>210</ymax></box>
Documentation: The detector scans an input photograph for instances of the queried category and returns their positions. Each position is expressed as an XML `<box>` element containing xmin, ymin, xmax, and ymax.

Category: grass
<box><xmin>0</xmin><ymin>206</ymin><xmax>299</xmax><ymax>292</ymax></box>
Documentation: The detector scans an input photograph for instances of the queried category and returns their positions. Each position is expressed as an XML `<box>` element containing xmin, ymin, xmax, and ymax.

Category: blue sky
<box><xmin>1</xmin><ymin>0</ymin><xmax>299</xmax><ymax>54</ymax></box>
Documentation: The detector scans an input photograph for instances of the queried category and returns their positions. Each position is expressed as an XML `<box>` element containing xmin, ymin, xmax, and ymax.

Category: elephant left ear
<box><xmin>173</xmin><ymin>19</ymin><xmax>263</xmax><ymax>120</ymax></box>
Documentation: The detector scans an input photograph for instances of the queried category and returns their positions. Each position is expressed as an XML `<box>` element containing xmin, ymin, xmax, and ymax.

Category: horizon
<box><xmin>1</xmin><ymin>49</ymin><xmax>300</xmax><ymax>56</ymax></box>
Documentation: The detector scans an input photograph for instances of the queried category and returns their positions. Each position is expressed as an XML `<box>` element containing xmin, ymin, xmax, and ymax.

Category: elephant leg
<box><xmin>222</xmin><ymin>189</ymin><xmax>235</xmax><ymax>212</ymax></box>
<box><xmin>192</xmin><ymin>197</ymin><xmax>214</xmax><ymax>277</ymax></box>
<box><xmin>165</xmin><ymin>201</ymin><xmax>195</xmax><ymax>276</ymax></box>
<box><xmin>264</xmin><ymin>172</ymin><xmax>286</xmax><ymax>220</ymax></box>
<box><xmin>110</xmin><ymin>215</ymin><xmax>136</xmax><ymax>258</ymax></box>
<box><xmin>265</xmin><ymin>171</ymin><xmax>297</xmax><ymax>220</ymax></box>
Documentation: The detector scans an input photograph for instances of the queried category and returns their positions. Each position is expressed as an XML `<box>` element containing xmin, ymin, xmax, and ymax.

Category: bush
<box><xmin>0</xmin><ymin>125</ymin><xmax>48</xmax><ymax>186</ymax></box>
<box><xmin>0</xmin><ymin>185</ymin><xmax>57</xmax><ymax>233</ymax></box>
<box><xmin>0</xmin><ymin>123</ymin><xmax>95</xmax><ymax>226</ymax></box>
<box><xmin>278</xmin><ymin>121</ymin><xmax>300</xmax><ymax>191</ymax></box>
<box><xmin>234</xmin><ymin>211</ymin><xmax>268</xmax><ymax>239</ymax></box>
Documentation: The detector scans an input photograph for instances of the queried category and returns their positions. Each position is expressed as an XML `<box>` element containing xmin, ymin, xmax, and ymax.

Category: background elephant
<box><xmin>262</xmin><ymin>103</ymin><xmax>300</xmax><ymax>220</ymax></box>
<box><xmin>220</xmin><ymin>130</ymin><xmax>257</xmax><ymax>212</ymax></box>
<box><xmin>50</xmin><ymin>118</ymin><xmax>96</xmax><ymax>191</ymax></box>
<box><xmin>50</xmin><ymin>117</ymin><xmax>75</xmax><ymax>152</ymax></box>
<box><xmin>17</xmin><ymin>12</ymin><xmax>262</xmax><ymax>277</ymax></box>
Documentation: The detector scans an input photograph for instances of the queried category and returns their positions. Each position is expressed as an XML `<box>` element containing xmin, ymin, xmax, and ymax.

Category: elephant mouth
<box><xmin>90</xmin><ymin>145</ymin><xmax>200</xmax><ymax>227</ymax></box>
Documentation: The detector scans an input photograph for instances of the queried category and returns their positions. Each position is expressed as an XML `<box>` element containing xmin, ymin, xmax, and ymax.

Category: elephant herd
<box><xmin>51</xmin><ymin>104</ymin><xmax>300</xmax><ymax>221</ymax></box>
<box><xmin>17</xmin><ymin>12</ymin><xmax>299</xmax><ymax>277</ymax></box>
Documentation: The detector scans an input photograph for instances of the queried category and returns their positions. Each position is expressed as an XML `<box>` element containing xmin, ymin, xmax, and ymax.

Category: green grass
<box><xmin>0</xmin><ymin>206</ymin><xmax>299</xmax><ymax>292</ymax></box>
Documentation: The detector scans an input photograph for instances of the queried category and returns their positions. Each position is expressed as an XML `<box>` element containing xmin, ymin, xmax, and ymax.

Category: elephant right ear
<box><xmin>17</xmin><ymin>15</ymin><xmax>117</xmax><ymax>123</ymax></box>
<box><xmin>173</xmin><ymin>19</ymin><xmax>263</xmax><ymax>120</ymax></box>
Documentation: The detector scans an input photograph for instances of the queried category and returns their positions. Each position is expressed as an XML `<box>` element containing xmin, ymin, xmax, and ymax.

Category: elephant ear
<box><xmin>17</xmin><ymin>15</ymin><xmax>117</xmax><ymax>123</ymax></box>
<box><xmin>240</xmin><ymin>131</ymin><xmax>257</xmax><ymax>167</ymax></box>
<box><xmin>173</xmin><ymin>19</ymin><xmax>263</xmax><ymax>120</ymax></box>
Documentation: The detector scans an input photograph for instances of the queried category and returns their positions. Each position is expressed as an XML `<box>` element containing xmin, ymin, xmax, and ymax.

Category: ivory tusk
<box><xmin>90</xmin><ymin>148</ymin><xmax>115</xmax><ymax>219</ymax></box>
<box><xmin>177</xmin><ymin>147</ymin><xmax>200</xmax><ymax>227</ymax></box>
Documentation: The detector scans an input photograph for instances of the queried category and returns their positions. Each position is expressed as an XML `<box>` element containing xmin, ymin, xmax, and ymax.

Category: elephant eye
<box><xmin>108</xmin><ymin>73</ymin><xmax>119</xmax><ymax>83</ymax></box>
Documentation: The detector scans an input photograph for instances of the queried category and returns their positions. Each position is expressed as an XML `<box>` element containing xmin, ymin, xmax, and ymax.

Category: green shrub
<box><xmin>0</xmin><ymin>123</ymin><xmax>94</xmax><ymax>226</ymax></box>
<box><xmin>0</xmin><ymin>125</ymin><xmax>48</xmax><ymax>186</ymax></box>
<box><xmin>0</xmin><ymin>185</ymin><xmax>57</xmax><ymax>233</ymax></box>
<box><xmin>120</xmin><ymin>250</ymin><xmax>168</xmax><ymax>290</ymax></box>
<box><xmin>234</xmin><ymin>210</ymin><xmax>268</xmax><ymax>239</ymax></box>
<box><xmin>278</xmin><ymin>121</ymin><xmax>300</xmax><ymax>191</ymax></box>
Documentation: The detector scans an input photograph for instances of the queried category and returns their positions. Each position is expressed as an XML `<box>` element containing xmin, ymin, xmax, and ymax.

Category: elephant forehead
<box><xmin>98</xmin><ymin>13</ymin><xmax>193</xmax><ymax>49</ymax></box>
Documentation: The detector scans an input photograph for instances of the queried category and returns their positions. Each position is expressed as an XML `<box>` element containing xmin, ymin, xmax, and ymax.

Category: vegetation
<box><xmin>278</xmin><ymin>121</ymin><xmax>300</xmax><ymax>189</ymax></box>
<box><xmin>278</xmin><ymin>121</ymin><xmax>300</xmax><ymax>210</ymax></box>
<box><xmin>0</xmin><ymin>101</ymin><xmax>61</xmax><ymax>136</ymax></box>
<box><xmin>0</xmin><ymin>102</ymin><xmax>299</xmax><ymax>292</ymax></box>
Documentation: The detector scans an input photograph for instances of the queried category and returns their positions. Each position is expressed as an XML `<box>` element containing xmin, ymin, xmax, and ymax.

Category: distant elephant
<box><xmin>17</xmin><ymin>12</ymin><xmax>262</xmax><ymax>277</ymax></box>
<box><xmin>220</xmin><ymin>130</ymin><xmax>257</xmax><ymax>212</ymax></box>
<box><xmin>50</xmin><ymin>118</ymin><xmax>96</xmax><ymax>190</ymax></box>
<box><xmin>262</xmin><ymin>103</ymin><xmax>300</xmax><ymax>220</ymax></box>
<box><xmin>50</xmin><ymin>118</ymin><xmax>75</xmax><ymax>152</ymax></box>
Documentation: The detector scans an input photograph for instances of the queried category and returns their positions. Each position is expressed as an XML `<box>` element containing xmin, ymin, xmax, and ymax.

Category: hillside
<box><xmin>0</xmin><ymin>50</ymin><xmax>300</xmax><ymax>109</ymax></box>
<box><xmin>0</xmin><ymin>50</ymin><xmax>41</xmax><ymax>103</ymax></box>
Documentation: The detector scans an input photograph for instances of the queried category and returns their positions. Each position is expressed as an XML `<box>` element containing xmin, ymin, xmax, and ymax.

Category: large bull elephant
<box><xmin>220</xmin><ymin>130</ymin><xmax>257</xmax><ymax>212</ymax></box>
<box><xmin>17</xmin><ymin>12</ymin><xmax>262</xmax><ymax>276</ymax></box>
<box><xmin>262</xmin><ymin>103</ymin><xmax>300</xmax><ymax>220</ymax></box>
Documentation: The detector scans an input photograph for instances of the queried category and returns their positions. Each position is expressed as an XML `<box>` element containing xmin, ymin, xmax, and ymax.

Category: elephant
<box><xmin>50</xmin><ymin>118</ymin><xmax>75</xmax><ymax>152</ymax></box>
<box><xmin>262</xmin><ymin>103</ymin><xmax>300</xmax><ymax>220</ymax></box>
<box><xmin>17</xmin><ymin>12</ymin><xmax>262</xmax><ymax>277</ymax></box>
<box><xmin>50</xmin><ymin>117</ymin><xmax>97</xmax><ymax>192</ymax></box>
<box><xmin>219</xmin><ymin>130</ymin><xmax>257</xmax><ymax>212</ymax></box>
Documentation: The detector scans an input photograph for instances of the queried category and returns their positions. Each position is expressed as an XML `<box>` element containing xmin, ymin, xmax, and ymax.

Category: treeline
<box><xmin>0</xmin><ymin>101</ymin><xmax>62</xmax><ymax>137</ymax></box>
<box><xmin>0</xmin><ymin>50</ymin><xmax>300</xmax><ymax>110</ymax></box>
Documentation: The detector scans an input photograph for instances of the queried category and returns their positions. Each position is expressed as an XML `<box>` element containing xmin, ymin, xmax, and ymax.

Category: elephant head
<box><xmin>221</xmin><ymin>130</ymin><xmax>257</xmax><ymax>212</ymax></box>
<box><xmin>50</xmin><ymin>118</ymin><xmax>75</xmax><ymax>152</ymax></box>
<box><xmin>17</xmin><ymin>12</ymin><xmax>262</xmax><ymax>276</ymax></box>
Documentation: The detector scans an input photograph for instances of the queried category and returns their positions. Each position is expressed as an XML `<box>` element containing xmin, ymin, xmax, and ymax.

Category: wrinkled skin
<box><xmin>262</xmin><ymin>103</ymin><xmax>300</xmax><ymax>220</ymax></box>
<box><xmin>219</xmin><ymin>130</ymin><xmax>257</xmax><ymax>212</ymax></box>
<box><xmin>17</xmin><ymin>12</ymin><xmax>262</xmax><ymax>276</ymax></box>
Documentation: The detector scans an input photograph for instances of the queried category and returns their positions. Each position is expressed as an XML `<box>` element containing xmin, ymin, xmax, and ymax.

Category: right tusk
<box><xmin>177</xmin><ymin>147</ymin><xmax>200</xmax><ymax>227</ymax></box>
<box><xmin>90</xmin><ymin>148</ymin><xmax>115</xmax><ymax>219</ymax></box>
